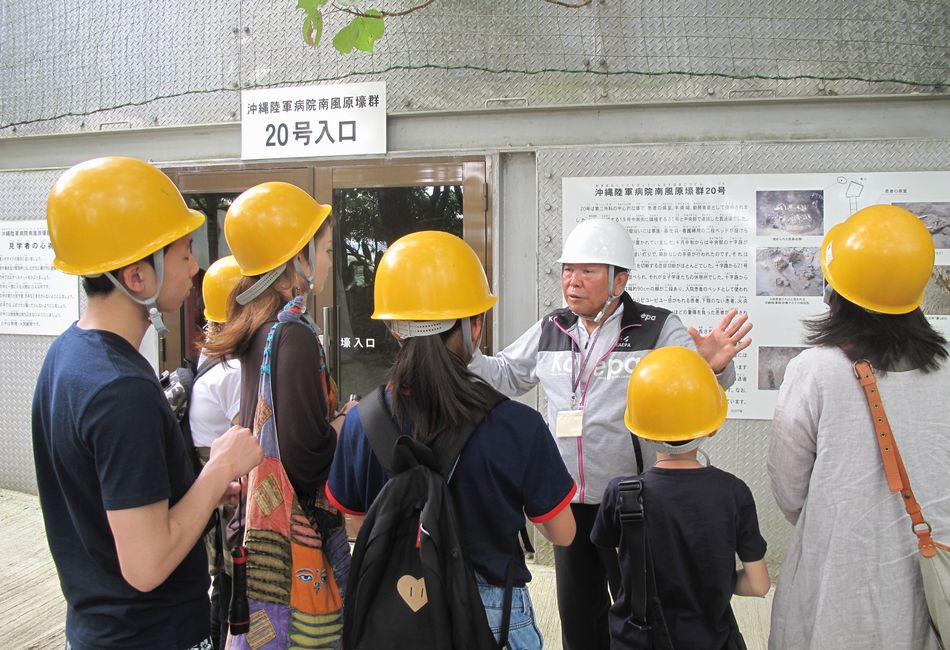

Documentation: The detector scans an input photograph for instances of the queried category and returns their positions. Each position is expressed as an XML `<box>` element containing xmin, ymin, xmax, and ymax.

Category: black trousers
<box><xmin>553</xmin><ymin>502</ymin><xmax>622</xmax><ymax>650</ymax></box>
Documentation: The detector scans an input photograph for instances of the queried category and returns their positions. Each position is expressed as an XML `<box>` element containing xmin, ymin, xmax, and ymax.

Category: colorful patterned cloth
<box><xmin>228</xmin><ymin>296</ymin><xmax>349</xmax><ymax>650</ymax></box>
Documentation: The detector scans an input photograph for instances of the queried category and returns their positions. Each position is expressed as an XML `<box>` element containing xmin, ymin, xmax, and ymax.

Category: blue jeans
<box><xmin>476</xmin><ymin>574</ymin><xmax>544</xmax><ymax>650</ymax></box>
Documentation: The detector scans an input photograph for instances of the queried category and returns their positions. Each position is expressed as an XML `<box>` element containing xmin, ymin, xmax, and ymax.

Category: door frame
<box><xmin>162</xmin><ymin>156</ymin><xmax>492</xmax><ymax>377</ymax></box>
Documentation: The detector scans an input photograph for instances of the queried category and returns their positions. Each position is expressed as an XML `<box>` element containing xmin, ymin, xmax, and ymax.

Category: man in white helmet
<box><xmin>469</xmin><ymin>217</ymin><xmax>751</xmax><ymax>650</ymax></box>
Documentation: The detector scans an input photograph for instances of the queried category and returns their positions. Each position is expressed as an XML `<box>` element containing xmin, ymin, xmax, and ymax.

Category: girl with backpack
<box><xmin>326</xmin><ymin>230</ymin><xmax>576</xmax><ymax>649</ymax></box>
<box><xmin>204</xmin><ymin>182</ymin><xmax>355</xmax><ymax>649</ymax></box>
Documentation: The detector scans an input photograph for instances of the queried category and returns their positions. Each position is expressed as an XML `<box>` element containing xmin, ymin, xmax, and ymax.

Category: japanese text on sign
<box><xmin>241</xmin><ymin>82</ymin><xmax>386</xmax><ymax>160</ymax></box>
<box><xmin>563</xmin><ymin>172</ymin><xmax>950</xmax><ymax>420</ymax></box>
<box><xmin>0</xmin><ymin>221</ymin><xmax>80</xmax><ymax>335</ymax></box>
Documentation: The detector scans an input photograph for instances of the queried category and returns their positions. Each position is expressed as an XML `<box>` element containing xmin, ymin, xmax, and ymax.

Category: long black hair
<box><xmin>805</xmin><ymin>290</ymin><xmax>948</xmax><ymax>372</ymax></box>
<box><xmin>388</xmin><ymin>317</ymin><xmax>500</xmax><ymax>444</ymax></box>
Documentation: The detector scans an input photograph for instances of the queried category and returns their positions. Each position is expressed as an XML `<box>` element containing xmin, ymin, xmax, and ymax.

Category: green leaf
<box><xmin>302</xmin><ymin>12</ymin><xmax>323</xmax><ymax>46</ymax></box>
<box><xmin>347</xmin><ymin>12</ymin><xmax>384</xmax><ymax>53</ymax></box>
<box><xmin>296</xmin><ymin>0</ymin><xmax>328</xmax><ymax>12</ymax></box>
<box><xmin>311</xmin><ymin>12</ymin><xmax>323</xmax><ymax>45</ymax></box>
<box><xmin>333</xmin><ymin>21</ymin><xmax>359</xmax><ymax>53</ymax></box>
<box><xmin>362</xmin><ymin>11</ymin><xmax>385</xmax><ymax>39</ymax></box>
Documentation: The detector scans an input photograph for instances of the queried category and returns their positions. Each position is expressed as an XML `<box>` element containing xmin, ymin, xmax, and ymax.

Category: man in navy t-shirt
<box><xmin>33</xmin><ymin>157</ymin><xmax>263</xmax><ymax>650</ymax></box>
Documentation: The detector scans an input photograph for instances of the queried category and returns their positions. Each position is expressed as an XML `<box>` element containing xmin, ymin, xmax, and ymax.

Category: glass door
<box><xmin>161</xmin><ymin>159</ymin><xmax>491</xmax><ymax>393</ymax></box>
<box><xmin>314</xmin><ymin>160</ymin><xmax>491</xmax><ymax>400</ymax></box>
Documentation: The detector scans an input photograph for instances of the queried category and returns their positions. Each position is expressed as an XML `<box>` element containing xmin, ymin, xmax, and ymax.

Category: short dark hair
<box><xmin>81</xmin><ymin>251</ymin><xmax>157</xmax><ymax>297</ymax></box>
<box><xmin>804</xmin><ymin>290</ymin><xmax>948</xmax><ymax>373</ymax></box>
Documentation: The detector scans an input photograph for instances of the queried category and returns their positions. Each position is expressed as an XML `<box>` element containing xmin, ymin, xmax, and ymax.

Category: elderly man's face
<box><xmin>561</xmin><ymin>263</ymin><xmax>613</xmax><ymax>318</ymax></box>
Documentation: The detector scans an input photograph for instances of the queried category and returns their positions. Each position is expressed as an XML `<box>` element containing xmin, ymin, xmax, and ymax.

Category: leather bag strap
<box><xmin>853</xmin><ymin>360</ymin><xmax>938</xmax><ymax>558</ymax></box>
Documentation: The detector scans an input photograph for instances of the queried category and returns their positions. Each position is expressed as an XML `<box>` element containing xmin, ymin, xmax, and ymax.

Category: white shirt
<box><xmin>188</xmin><ymin>352</ymin><xmax>242</xmax><ymax>449</ymax></box>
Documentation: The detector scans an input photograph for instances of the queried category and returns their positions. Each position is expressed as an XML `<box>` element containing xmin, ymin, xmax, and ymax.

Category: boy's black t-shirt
<box><xmin>32</xmin><ymin>325</ymin><xmax>209</xmax><ymax>650</ymax></box>
<box><xmin>591</xmin><ymin>466</ymin><xmax>767</xmax><ymax>650</ymax></box>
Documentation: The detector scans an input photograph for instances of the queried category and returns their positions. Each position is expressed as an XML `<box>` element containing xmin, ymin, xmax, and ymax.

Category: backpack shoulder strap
<box><xmin>194</xmin><ymin>356</ymin><xmax>224</xmax><ymax>384</ymax></box>
<box><xmin>618</xmin><ymin>478</ymin><xmax>648</xmax><ymax>626</ymax></box>
<box><xmin>359</xmin><ymin>385</ymin><xmax>403</xmax><ymax>475</ymax></box>
<box><xmin>435</xmin><ymin>390</ymin><xmax>507</xmax><ymax>479</ymax></box>
<box><xmin>360</xmin><ymin>386</ymin><xmax>508</xmax><ymax>479</ymax></box>
<box><xmin>618</xmin><ymin>477</ymin><xmax>674</xmax><ymax>649</ymax></box>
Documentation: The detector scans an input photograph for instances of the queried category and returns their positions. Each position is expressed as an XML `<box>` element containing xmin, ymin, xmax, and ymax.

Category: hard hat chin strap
<box><xmin>236</xmin><ymin>240</ymin><xmax>318</xmax><ymax>307</ymax></box>
<box><xmin>236</xmin><ymin>265</ymin><xmax>285</xmax><ymax>305</ymax></box>
<box><xmin>293</xmin><ymin>239</ymin><xmax>317</xmax><ymax>296</ymax></box>
<box><xmin>103</xmin><ymin>249</ymin><xmax>168</xmax><ymax>337</ymax></box>
<box><xmin>586</xmin><ymin>266</ymin><xmax>619</xmax><ymax>325</ymax></box>
<box><xmin>460</xmin><ymin>316</ymin><xmax>474</xmax><ymax>359</ymax></box>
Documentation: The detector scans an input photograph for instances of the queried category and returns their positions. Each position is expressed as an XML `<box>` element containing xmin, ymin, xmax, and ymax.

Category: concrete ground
<box><xmin>0</xmin><ymin>489</ymin><xmax>772</xmax><ymax>649</ymax></box>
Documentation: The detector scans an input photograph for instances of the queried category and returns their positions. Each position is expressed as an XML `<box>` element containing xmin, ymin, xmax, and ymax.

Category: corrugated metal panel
<box><xmin>2</xmin><ymin>0</ymin><xmax>945</xmax><ymax>136</ymax></box>
<box><xmin>0</xmin><ymin>170</ymin><xmax>62</xmax><ymax>493</ymax></box>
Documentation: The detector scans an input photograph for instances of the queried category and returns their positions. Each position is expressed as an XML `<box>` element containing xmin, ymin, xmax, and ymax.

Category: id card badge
<box><xmin>556</xmin><ymin>409</ymin><xmax>584</xmax><ymax>438</ymax></box>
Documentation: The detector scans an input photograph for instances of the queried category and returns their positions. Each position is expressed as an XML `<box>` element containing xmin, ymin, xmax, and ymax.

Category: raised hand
<box><xmin>688</xmin><ymin>309</ymin><xmax>753</xmax><ymax>373</ymax></box>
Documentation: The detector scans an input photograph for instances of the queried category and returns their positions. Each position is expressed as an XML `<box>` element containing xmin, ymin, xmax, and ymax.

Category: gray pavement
<box><xmin>0</xmin><ymin>489</ymin><xmax>772</xmax><ymax>649</ymax></box>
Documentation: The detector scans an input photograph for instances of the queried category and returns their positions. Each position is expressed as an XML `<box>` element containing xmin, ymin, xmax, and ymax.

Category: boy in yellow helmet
<box><xmin>591</xmin><ymin>346</ymin><xmax>770</xmax><ymax>650</ymax></box>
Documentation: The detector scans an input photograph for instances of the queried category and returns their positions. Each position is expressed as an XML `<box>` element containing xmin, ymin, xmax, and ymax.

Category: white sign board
<box><xmin>563</xmin><ymin>171</ymin><xmax>950</xmax><ymax>420</ymax></box>
<box><xmin>0</xmin><ymin>221</ymin><xmax>80</xmax><ymax>335</ymax></box>
<box><xmin>241</xmin><ymin>82</ymin><xmax>386</xmax><ymax>159</ymax></box>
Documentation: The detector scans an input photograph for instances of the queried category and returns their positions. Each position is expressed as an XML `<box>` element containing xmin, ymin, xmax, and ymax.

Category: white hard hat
<box><xmin>558</xmin><ymin>218</ymin><xmax>636</xmax><ymax>270</ymax></box>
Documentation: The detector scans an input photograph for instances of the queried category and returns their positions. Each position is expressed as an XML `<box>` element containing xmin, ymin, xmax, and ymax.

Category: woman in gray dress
<box><xmin>768</xmin><ymin>204</ymin><xmax>949</xmax><ymax>650</ymax></box>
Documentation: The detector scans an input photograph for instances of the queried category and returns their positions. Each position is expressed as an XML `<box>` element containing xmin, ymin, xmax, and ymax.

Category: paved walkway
<box><xmin>0</xmin><ymin>489</ymin><xmax>772</xmax><ymax>649</ymax></box>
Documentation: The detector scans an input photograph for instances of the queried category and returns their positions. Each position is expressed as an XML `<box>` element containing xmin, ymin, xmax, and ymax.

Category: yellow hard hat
<box><xmin>821</xmin><ymin>204</ymin><xmax>934</xmax><ymax>314</ymax></box>
<box><xmin>371</xmin><ymin>231</ymin><xmax>497</xmax><ymax>320</ymax></box>
<box><xmin>224</xmin><ymin>182</ymin><xmax>332</xmax><ymax>276</ymax></box>
<box><xmin>46</xmin><ymin>157</ymin><xmax>205</xmax><ymax>275</ymax></box>
<box><xmin>202</xmin><ymin>256</ymin><xmax>242</xmax><ymax>323</ymax></box>
<box><xmin>624</xmin><ymin>346</ymin><xmax>728</xmax><ymax>442</ymax></box>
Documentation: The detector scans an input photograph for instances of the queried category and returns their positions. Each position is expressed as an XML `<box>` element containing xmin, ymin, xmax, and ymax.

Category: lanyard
<box><xmin>570</xmin><ymin>323</ymin><xmax>604</xmax><ymax>409</ymax></box>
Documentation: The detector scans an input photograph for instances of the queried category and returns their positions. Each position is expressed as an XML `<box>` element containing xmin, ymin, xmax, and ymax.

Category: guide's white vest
<box><xmin>471</xmin><ymin>291</ymin><xmax>735</xmax><ymax>504</ymax></box>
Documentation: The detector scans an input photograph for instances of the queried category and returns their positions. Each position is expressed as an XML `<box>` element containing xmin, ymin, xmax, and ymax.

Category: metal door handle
<box><xmin>322</xmin><ymin>305</ymin><xmax>334</xmax><ymax>369</ymax></box>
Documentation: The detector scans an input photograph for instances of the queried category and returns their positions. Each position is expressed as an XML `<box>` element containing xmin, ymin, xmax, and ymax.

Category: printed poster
<box><xmin>0</xmin><ymin>220</ymin><xmax>80</xmax><ymax>335</ymax></box>
<box><xmin>563</xmin><ymin>171</ymin><xmax>950</xmax><ymax>419</ymax></box>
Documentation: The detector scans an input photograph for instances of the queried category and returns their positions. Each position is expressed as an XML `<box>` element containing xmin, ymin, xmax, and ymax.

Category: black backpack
<box><xmin>342</xmin><ymin>385</ymin><xmax>522</xmax><ymax>650</ymax></box>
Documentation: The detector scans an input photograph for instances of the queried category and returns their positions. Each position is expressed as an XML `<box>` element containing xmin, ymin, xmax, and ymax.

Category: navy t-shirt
<box><xmin>32</xmin><ymin>325</ymin><xmax>210</xmax><ymax>650</ymax></box>
<box><xmin>326</xmin><ymin>395</ymin><xmax>576</xmax><ymax>585</ymax></box>
<box><xmin>591</xmin><ymin>466</ymin><xmax>767</xmax><ymax>650</ymax></box>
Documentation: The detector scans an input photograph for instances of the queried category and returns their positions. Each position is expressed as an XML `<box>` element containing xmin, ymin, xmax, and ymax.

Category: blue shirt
<box><xmin>327</xmin><ymin>395</ymin><xmax>576</xmax><ymax>585</ymax></box>
<box><xmin>32</xmin><ymin>324</ymin><xmax>209</xmax><ymax>650</ymax></box>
